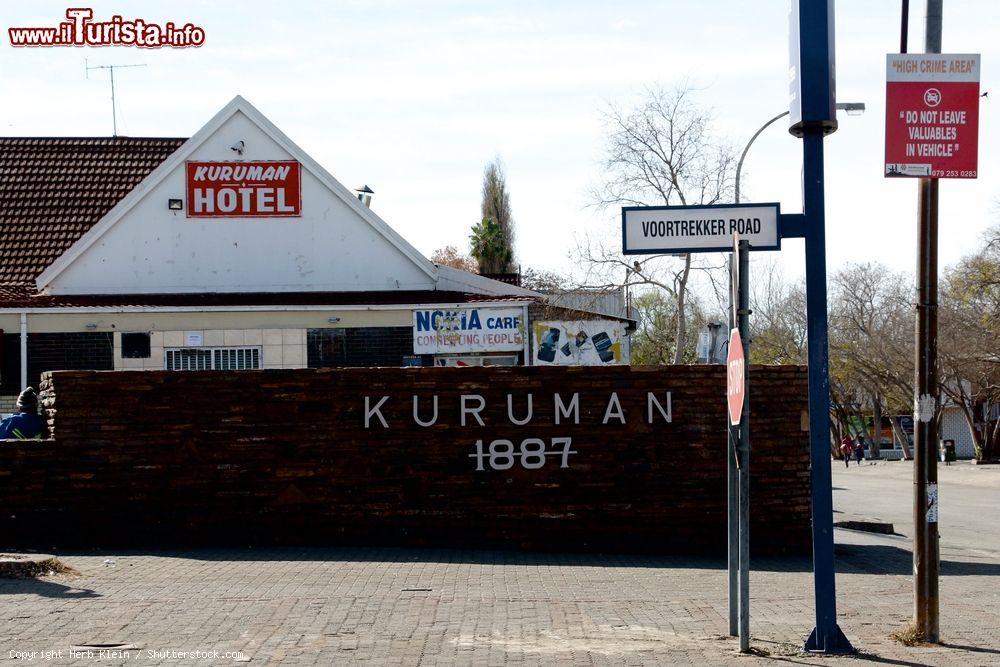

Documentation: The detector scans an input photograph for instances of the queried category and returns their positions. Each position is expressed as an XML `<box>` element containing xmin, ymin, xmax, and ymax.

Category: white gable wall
<box><xmin>45</xmin><ymin>110</ymin><xmax>436</xmax><ymax>295</ymax></box>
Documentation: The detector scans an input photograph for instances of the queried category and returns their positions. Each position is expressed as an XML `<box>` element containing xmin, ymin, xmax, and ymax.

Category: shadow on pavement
<box><xmin>31</xmin><ymin>546</ymin><xmax>822</xmax><ymax>571</ymax></box>
<box><xmin>836</xmin><ymin>542</ymin><xmax>1000</xmax><ymax>576</ymax></box>
<box><xmin>9</xmin><ymin>543</ymin><xmax>997</xmax><ymax>578</ymax></box>
<box><xmin>0</xmin><ymin>578</ymin><xmax>100</xmax><ymax>598</ymax></box>
<box><xmin>940</xmin><ymin>642</ymin><xmax>1000</xmax><ymax>656</ymax></box>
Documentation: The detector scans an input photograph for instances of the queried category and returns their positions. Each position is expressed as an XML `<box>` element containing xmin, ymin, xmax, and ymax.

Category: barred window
<box><xmin>165</xmin><ymin>347</ymin><xmax>260</xmax><ymax>371</ymax></box>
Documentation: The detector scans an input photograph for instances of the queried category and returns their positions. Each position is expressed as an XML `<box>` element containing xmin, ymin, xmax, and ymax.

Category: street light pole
<box><xmin>735</xmin><ymin>103</ymin><xmax>866</xmax><ymax>206</ymax></box>
<box><xmin>727</xmin><ymin>101</ymin><xmax>865</xmax><ymax>640</ymax></box>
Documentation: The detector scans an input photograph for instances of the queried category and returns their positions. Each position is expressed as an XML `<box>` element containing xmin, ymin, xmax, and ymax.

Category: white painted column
<box><xmin>19</xmin><ymin>312</ymin><xmax>27</xmax><ymax>390</ymax></box>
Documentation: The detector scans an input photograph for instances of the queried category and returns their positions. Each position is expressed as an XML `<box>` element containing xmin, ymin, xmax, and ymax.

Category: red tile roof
<box><xmin>0</xmin><ymin>137</ymin><xmax>536</xmax><ymax>311</ymax></box>
<box><xmin>0</xmin><ymin>136</ymin><xmax>186</xmax><ymax>285</ymax></box>
<box><xmin>0</xmin><ymin>285</ymin><xmax>533</xmax><ymax>309</ymax></box>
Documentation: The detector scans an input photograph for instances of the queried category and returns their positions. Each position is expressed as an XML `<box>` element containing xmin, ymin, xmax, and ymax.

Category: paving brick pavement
<box><xmin>1</xmin><ymin>529</ymin><xmax>998</xmax><ymax>666</ymax></box>
<box><xmin>2</xmin><ymin>462</ymin><xmax>998</xmax><ymax>665</ymax></box>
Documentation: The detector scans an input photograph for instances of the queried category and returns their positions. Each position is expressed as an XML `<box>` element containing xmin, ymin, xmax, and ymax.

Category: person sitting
<box><xmin>0</xmin><ymin>387</ymin><xmax>47</xmax><ymax>439</ymax></box>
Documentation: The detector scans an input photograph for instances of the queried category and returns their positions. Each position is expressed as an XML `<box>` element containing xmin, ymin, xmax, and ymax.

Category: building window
<box><xmin>121</xmin><ymin>332</ymin><xmax>151</xmax><ymax>359</ymax></box>
<box><xmin>307</xmin><ymin>329</ymin><xmax>346</xmax><ymax>368</ymax></box>
<box><xmin>165</xmin><ymin>347</ymin><xmax>261</xmax><ymax>371</ymax></box>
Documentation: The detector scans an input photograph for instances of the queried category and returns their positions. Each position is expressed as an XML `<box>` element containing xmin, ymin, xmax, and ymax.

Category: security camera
<box><xmin>230</xmin><ymin>140</ymin><xmax>245</xmax><ymax>155</ymax></box>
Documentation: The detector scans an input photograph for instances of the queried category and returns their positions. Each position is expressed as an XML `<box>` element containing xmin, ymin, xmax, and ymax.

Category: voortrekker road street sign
<box><xmin>622</xmin><ymin>202</ymin><xmax>781</xmax><ymax>254</ymax></box>
<box><xmin>727</xmin><ymin>328</ymin><xmax>745</xmax><ymax>426</ymax></box>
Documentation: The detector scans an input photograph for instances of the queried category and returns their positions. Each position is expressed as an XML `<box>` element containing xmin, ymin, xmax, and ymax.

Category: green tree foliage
<box><xmin>630</xmin><ymin>289</ymin><xmax>709</xmax><ymax>365</ymax></box>
<box><xmin>469</xmin><ymin>217</ymin><xmax>513</xmax><ymax>275</ymax></box>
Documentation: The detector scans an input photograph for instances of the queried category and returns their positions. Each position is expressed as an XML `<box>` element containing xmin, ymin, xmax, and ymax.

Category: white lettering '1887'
<box><xmin>469</xmin><ymin>437</ymin><xmax>577</xmax><ymax>471</ymax></box>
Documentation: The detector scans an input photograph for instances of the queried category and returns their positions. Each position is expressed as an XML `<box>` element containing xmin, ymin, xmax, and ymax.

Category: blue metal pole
<box><xmin>789</xmin><ymin>0</ymin><xmax>853</xmax><ymax>653</ymax></box>
<box><xmin>801</xmin><ymin>129</ymin><xmax>852</xmax><ymax>654</ymax></box>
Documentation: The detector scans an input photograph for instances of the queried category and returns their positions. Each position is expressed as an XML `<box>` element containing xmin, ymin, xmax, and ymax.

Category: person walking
<box><xmin>840</xmin><ymin>433</ymin><xmax>853</xmax><ymax>468</ymax></box>
<box><xmin>0</xmin><ymin>387</ymin><xmax>47</xmax><ymax>439</ymax></box>
<box><xmin>853</xmin><ymin>435</ymin><xmax>865</xmax><ymax>466</ymax></box>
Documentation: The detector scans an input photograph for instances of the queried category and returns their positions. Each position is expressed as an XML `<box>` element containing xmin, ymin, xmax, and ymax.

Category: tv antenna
<box><xmin>86</xmin><ymin>59</ymin><xmax>147</xmax><ymax>136</ymax></box>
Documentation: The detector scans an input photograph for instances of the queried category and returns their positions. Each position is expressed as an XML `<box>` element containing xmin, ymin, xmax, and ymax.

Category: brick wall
<box><xmin>0</xmin><ymin>365</ymin><xmax>812</xmax><ymax>554</ymax></box>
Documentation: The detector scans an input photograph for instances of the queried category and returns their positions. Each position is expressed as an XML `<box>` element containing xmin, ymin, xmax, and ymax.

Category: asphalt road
<box><xmin>832</xmin><ymin>459</ymin><xmax>1000</xmax><ymax>559</ymax></box>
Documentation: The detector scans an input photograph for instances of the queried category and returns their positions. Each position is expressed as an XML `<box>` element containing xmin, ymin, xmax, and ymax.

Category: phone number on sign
<box><xmin>933</xmin><ymin>169</ymin><xmax>976</xmax><ymax>177</ymax></box>
<box><xmin>470</xmin><ymin>437</ymin><xmax>577</xmax><ymax>471</ymax></box>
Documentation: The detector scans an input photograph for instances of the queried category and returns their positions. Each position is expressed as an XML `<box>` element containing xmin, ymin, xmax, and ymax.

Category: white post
<box><xmin>19</xmin><ymin>312</ymin><xmax>28</xmax><ymax>390</ymax></box>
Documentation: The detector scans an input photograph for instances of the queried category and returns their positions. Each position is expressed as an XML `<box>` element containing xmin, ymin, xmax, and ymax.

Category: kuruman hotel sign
<box><xmin>186</xmin><ymin>160</ymin><xmax>302</xmax><ymax>217</ymax></box>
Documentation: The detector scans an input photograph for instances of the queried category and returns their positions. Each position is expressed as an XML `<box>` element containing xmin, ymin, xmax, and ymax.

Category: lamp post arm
<box><xmin>735</xmin><ymin>111</ymin><xmax>790</xmax><ymax>204</ymax></box>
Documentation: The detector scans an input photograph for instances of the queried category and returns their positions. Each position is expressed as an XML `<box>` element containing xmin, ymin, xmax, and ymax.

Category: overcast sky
<box><xmin>3</xmin><ymin>1</ymin><xmax>996</xmax><ymax>294</ymax></box>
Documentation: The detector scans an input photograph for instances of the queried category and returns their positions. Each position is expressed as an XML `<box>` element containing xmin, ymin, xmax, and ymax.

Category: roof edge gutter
<box><xmin>0</xmin><ymin>301</ymin><xmax>536</xmax><ymax>315</ymax></box>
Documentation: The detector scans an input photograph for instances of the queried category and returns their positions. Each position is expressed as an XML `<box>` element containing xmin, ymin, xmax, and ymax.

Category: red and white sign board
<box><xmin>186</xmin><ymin>160</ymin><xmax>302</xmax><ymax>217</ymax></box>
<box><xmin>727</xmin><ymin>328</ymin><xmax>745</xmax><ymax>426</ymax></box>
<box><xmin>885</xmin><ymin>53</ymin><xmax>980</xmax><ymax>178</ymax></box>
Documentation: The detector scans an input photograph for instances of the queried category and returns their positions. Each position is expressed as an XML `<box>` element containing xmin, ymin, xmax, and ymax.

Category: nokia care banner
<box><xmin>186</xmin><ymin>160</ymin><xmax>302</xmax><ymax>217</ymax></box>
<box><xmin>413</xmin><ymin>307</ymin><xmax>525</xmax><ymax>354</ymax></box>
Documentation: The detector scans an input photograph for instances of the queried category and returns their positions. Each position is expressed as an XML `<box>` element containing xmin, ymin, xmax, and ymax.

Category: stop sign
<box><xmin>727</xmin><ymin>328</ymin><xmax>745</xmax><ymax>425</ymax></box>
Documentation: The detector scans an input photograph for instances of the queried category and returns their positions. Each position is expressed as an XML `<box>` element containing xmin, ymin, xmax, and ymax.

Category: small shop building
<box><xmin>0</xmin><ymin>96</ymin><xmax>631</xmax><ymax>411</ymax></box>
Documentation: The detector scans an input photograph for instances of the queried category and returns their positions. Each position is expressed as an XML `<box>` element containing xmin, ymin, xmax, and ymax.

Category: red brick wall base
<box><xmin>0</xmin><ymin>366</ymin><xmax>812</xmax><ymax>554</ymax></box>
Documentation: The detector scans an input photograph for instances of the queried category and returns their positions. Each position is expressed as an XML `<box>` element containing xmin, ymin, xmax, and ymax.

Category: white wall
<box><xmin>940</xmin><ymin>406</ymin><xmax>977</xmax><ymax>458</ymax></box>
<box><xmin>47</xmin><ymin>111</ymin><xmax>435</xmax><ymax>295</ymax></box>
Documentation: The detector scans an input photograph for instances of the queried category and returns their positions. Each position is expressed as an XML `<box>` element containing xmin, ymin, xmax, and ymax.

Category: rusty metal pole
<box><xmin>914</xmin><ymin>0</ymin><xmax>941</xmax><ymax>643</ymax></box>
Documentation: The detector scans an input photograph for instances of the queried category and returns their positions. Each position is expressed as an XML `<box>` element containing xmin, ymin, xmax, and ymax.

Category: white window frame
<box><xmin>165</xmin><ymin>346</ymin><xmax>262</xmax><ymax>371</ymax></box>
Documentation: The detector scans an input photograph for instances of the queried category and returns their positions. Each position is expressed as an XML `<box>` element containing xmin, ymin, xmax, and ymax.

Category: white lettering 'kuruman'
<box><xmin>364</xmin><ymin>396</ymin><xmax>389</xmax><ymax>429</ymax></box>
<box><xmin>648</xmin><ymin>392</ymin><xmax>672</xmax><ymax>423</ymax></box>
<box><xmin>461</xmin><ymin>394</ymin><xmax>486</xmax><ymax>427</ymax></box>
<box><xmin>364</xmin><ymin>391</ymin><xmax>675</xmax><ymax>427</ymax></box>
<box><xmin>602</xmin><ymin>392</ymin><xmax>626</xmax><ymax>425</ymax></box>
<box><xmin>507</xmin><ymin>394</ymin><xmax>533</xmax><ymax>426</ymax></box>
<box><xmin>412</xmin><ymin>395</ymin><xmax>438</xmax><ymax>427</ymax></box>
<box><xmin>554</xmin><ymin>393</ymin><xmax>579</xmax><ymax>425</ymax></box>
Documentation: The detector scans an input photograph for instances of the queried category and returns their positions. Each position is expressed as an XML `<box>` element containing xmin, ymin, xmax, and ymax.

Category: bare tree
<box><xmin>520</xmin><ymin>267</ymin><xmax>567</xmax><ymax>292</ymax></box>
<box><xmin>828</xmin><ymin>263</ymin><xmax>914</xmax><ymax>457</ymax></box>
<box><xmin>431</xmin><ymin>245</ymin><xmax>478</xmax><ymax>273</ymax></box>
<box><xmin>748</xmin><ymin>258</ymin><xmax>808</xmax><ymax>366</ymax></box>
<box><xmin>580</xmin><ymin>84</ymin><xmax>736</xmax><ymax>363</ymax></box>
<box><xmin>938</xmin><ymin>226</ymin><xmax>1000</xmax><ymax>460</ymax></box>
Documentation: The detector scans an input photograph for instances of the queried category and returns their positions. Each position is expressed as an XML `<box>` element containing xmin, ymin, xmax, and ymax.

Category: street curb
<box><xmin>833</xmin><ymin>520</ymin><xmax>896</xmax><ymax>535</ymax></box>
